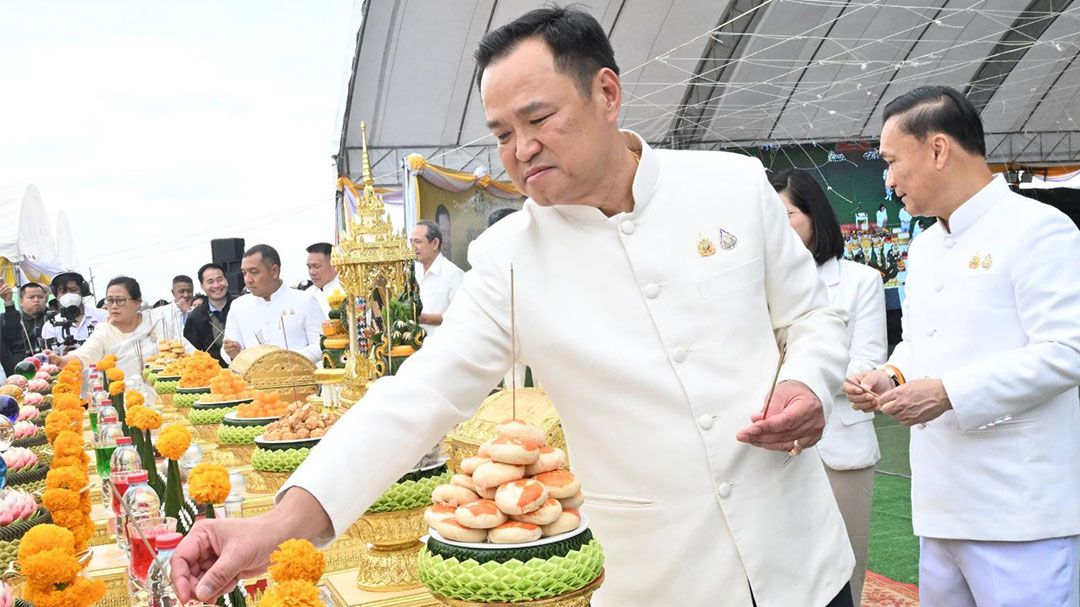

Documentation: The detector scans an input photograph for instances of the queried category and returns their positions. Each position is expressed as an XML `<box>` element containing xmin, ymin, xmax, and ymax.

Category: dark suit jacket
<box><xmin>184</xmin><ymin>296</ymin><xmax>233</xmax><ymax>366</ymax></box>
<box><xmin>1</xmin><ymin>307</ymin><xmax>45</xmax><ymax>375</ymax></box>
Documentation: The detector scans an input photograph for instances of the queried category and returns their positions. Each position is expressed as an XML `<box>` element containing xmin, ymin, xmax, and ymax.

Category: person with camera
<box><xmin>40</xmin><ymin>272</ymin><xmax>107</xmax><ymax>356</ymax></box>
<box><xmin>1</xmin><ymin>282</ymin><xmax>48</xmax><ymax>375</ymax></box>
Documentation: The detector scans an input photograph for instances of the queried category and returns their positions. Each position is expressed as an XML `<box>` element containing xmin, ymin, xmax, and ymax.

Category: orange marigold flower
<box><xmin>44</xmin><ymin>410</ymin><xmax>77</xmax><ymax>444</ymax></box>
<box><xmin>105</xmin><ymin>367</ymin><xmax>125</xmax><ymax>382</ymax></box>
<box><xmin>46</xmin><ymin>466</ymin><xmax>89</xmax><ymax>491</ymax></box>
<box><xmin>18</xmin><ymin>524</ymin><xmax>75</xmax><ymax>559</ymax></box>
<box><xmin>156</xmin><ymin>424</ymin><xmax>192</xmax><ymax>460</ymax></box>
<box><xmin>258</xmin><ymin>580</ymin><xmax>322</xmax><ymax>607</ymax></box>
<box><xmin>188</xmin><ymin>463</ymin><xmax>231</xmax><ymax>505</ymax></box>
<box><xmin>19</xmin><ymin>549</ymin><xmax>82</xmax><ymax>587</ymax></box>
<box><xmin>50</xmin><ymin>382</ymin><xmax>76</xmax><ymax>395</ymax></box>
<box><xmin>124</xmin><ymin>389</ymin><xmax>145</xmax><ymax>408</ymax></box>
<box><xmin>107</xmin><ymin>381</ymin><xmax>126</xmax><ymax>396</ymax></box>
<box><xmin>126</xmin><ymin>405</ymin><xmax>163</xmax><ymax>431</ymax></box>
<box><xmin>268</xmin><ymin>539</ymin><xmax>325</xmax><ymax>584</ymax></box>
<box><xmin>42</xmin><ymin>488</ymin><xmax>81</xmax><ymax>512</ymax></box>
<box><xmin>51</xmin><ymin>393</ymin><xmax>82</xmax><ymax>412</ymax></box>
<box><xmin>52</xmin><ymin>431</ymin><xmax>86</xmax><ymax>459</ymax></box>
<box><xmin>97</xmin><ymin>355</ymin><xmax>117</xmax><ymax>371</ymax></box>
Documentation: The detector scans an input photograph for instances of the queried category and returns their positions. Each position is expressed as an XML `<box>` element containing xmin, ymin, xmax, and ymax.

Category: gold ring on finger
<box><xmin>789</xmin><ymin>439</ymin><xmax>803</xmax><ymax>457</ymax></box>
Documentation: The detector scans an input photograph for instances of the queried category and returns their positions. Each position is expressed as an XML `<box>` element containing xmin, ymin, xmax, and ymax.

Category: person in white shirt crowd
<box><xmin>46</xmin><ymin>276</ymin><xmax>193</xmax><ymax>396</ymax></box>
<box><xmin>845</xmin><ymin>86</ymin><xmax>1080</xmax><ymax>607</ymax></box>
<box><xmin>409</xmin><ymin>220</ymin><xmax>464</xmax><ymax>336</ymax></box>
<box><xmin>172</xmin><ymin>8</ymin><xmax>856</xmax><ymax>607</ymax></box>
<box><xmin>41</xmin><ymin>272</ymin><xmax>108</xmax><ymax>356</ymax></box>
<box><xmin>875</xmin><ymin>203</ymin><xmax>888</xmax><ymax>230</ymax></box>
<box><xmin>772</xmin><ymin>168</ymin><xmax>887</xmax><ymax>604</ymax></box>
<box><xmin>221</xmin><ymin>244</ymin><xmax>324</xmax><ymax>365</ymax></box>
<box><xmin>303</xmin><ymin>242</ymin><xmax>341</xmax><ymax>317</ymax></box>
<box><xmin>151</xmin><ymin>274</ymin><xmax>194</xmax><ymax>340</ymax></box>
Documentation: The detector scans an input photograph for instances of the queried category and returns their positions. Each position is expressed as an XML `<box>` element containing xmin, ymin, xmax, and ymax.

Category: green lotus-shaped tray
<box><xmin>418</xmin><ymin>531</ymin><xmax>604</xmax><ymax>602</ymax></box>
<box><xmin>368</xmin><ymin>465</ymin><xmax>451</xmax><ymax>514</ymax></box>
<box><xmin>217</xmin><ymin>423</ymin><xmax>268</xmax><ymax>445</ymax></box>
<box><xmin>252</xmin><ymin>447</ymin><xmax>311</xmax><ymax>473</ymax></box>
<box><xmin>154</xmin><ymin>376</ymin><xmax>181</xmax><ymax>395</ymax></box>
<box><xmin>13</xmin><ymin>432</ymin><xmax>46</xmax><ymax>450</ymax></box>
<box><xmin>7</xmin><ymin>463</ymin><xmax>48</xmax><ymax>492</ymax></box>
<box><xmin>188</xmin><ymin>405</ymin><xmax>237</xmax><ymax>426</ymax></box>
<box><xmin>174</xmin><ymin>386</ymin><xmax>212</xmax><ymax>408</ymax></box>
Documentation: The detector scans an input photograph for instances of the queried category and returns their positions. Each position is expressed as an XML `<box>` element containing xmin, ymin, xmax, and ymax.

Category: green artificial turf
<box><xmin>867</xmin><ymin>412</ymin><xmax>919</xmax><ymax>585</ymax></box>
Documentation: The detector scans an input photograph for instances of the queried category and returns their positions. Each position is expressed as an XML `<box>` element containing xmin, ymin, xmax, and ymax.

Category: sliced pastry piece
<box><xmin>431</xmin><ymin>483</ymin><xmax>480</xmax><ymax>507</ymax></box>
<box><xmin>510</xmin><ymin>497</ymin><xmax>562</xmax><ymax>526</ymax></box>
<box><xmin>534</xmin><ymin>469</ymin><xmax>581</xmax><ymax>499</ymax></box>
<box><xmin>524</xmin><ymin>446</ymin><xmax>567</xmax><ymax>476</ymax></box>
<box><xmin>486</xmin><ymin>437</ymin><xmax>541</xmax><ymax>466</ymax></box>
<box><xmin>489</xmin><ymin>521</ymin><xmax>543</xmax><ymax>544</ymax></box>
<box><xmin>455</xmin><ymin>499</ymin><xmax>508</xmax><ymax>529</ymax></box>
<box><xmin>459</xmin><ymin>456</ymin><xmax>490</xmax><ymax>475</ymax></box>
<box><xmin>495</xmin><ymin>419</ymin><xmax>547</xmax><ymax>446</ymax></box>
<box><xmin>433</xmin><ymin>518</ymin><xmax>489</xmax><ymax>543</ymax></box>
<box><xmin>472</xmin><ymin>461</ymin><xmax>525</xmax><ymax>489</ymax></box>
<box><xmin>424</xmin><ymin>504</ymin><xmax>458</xmax><ymax>527</ymax></box>
<box><xmin>495</xmin><ymin>479</ymin><xmax>549</xmax><ymax>516</ymax></box>
<box><xmin>559</xmin><ymin>491</ymin><xmax>585</xmax><ymax>510</ymax></box>
<box><xmin>541</xmin><ymin>508</ymin><xmax>581</xmax><ymax>537</ymax></box>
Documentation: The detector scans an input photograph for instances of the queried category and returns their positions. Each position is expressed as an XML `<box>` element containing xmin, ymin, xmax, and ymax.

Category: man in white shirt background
<box><xmin>151</xmin><ymin>275</ymin><xmax>194</xmax><ymax>340</ymax></box>
<box><xmin>221</xmin><ymin>244</ymin><xmax>324</xmax><ymax>364</ymax></box>
<box><xmin>303</xmin><ymin>242</ymin><xmax>340</xmax><ymax>317</ymax></box>
<box><xmin>409</xmin><ymin>220</ymin><xmax>464</xmax><ymax>336</ymax></box>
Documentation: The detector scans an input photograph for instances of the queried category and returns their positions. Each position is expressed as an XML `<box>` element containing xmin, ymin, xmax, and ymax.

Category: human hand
<box><xmin>736</xmin><ymin>380</ymin><xmax>825</xmax><ymax>452</ymax></box>
<box><xmin>843</xmin><ymin>369</ymin><xmax>893</xmax><ymax>412</ymax></box>
<box><xmin>878</xmin><ymin>378</ymin><xmax>951</xmax><ymax>427</ymax></box>
<box><xmin>223</xmin><ymin>339</ymin><xmax>241</xmax><ymax>359</ymax></box>
<box><xmin>0</xmin><ymin>283</ymin><xmax>12</xmax><ymax>305</ymax></box>
<box><xmin>171</xmin><ymin>516</ymin><xmax>278</xmax><ymax>603</ymax></box>
<box><xmin>43</xmin><ymin>350</ymin><xmax>61</xmax><ymax>365</ymax></box>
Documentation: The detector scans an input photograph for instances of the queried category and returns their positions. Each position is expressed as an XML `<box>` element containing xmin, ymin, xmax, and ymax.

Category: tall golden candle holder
<box><xmin>331</xmin><ymin>122</ymin><xmax>414</xmax><ymax>403</ymax></box>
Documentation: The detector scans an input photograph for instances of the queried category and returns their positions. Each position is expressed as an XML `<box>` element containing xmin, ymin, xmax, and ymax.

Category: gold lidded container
<box><xmin>445</xmin><ymin>387</ymin><xmax>568</xmax><ymax>471</ymax></box>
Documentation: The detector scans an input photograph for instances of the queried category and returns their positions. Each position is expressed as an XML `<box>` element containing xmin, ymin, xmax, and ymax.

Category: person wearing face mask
<box><xmin>40</xmin><ymin>272</ymin><xmax>107</xmax><ymax>357</ymax></box>
<box><xmin>220</xmin><ymin>244</ymin><xmax>324</xmax><ymax>365</ymax></box>
<box><xmin>184</xmin><ymin>263</ymin><xmax>235</xmax><ymax>366</ymax></box>
<box><xmin>1</xmin><ymin>282</ymin><xmax>49</xmax><ymax>373</ymax></box>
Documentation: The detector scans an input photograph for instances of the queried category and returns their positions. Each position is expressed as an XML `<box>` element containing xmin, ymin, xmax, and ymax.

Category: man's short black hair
<box><xmin>487</xmin><ymin>207</ymin><xmax>518</xmax><ymax>227</ymax></box>
<box><xmin>306</xmin><ymin>242</ymin><xmax>333</xmax><ymax>257</ymax></box>
<box><xmin>416</xmin><ymin>220</ymin><xmax>443</xmax><ymax>248</ymax></box>
<box><xmin>18</xmin><ymin>283</ymin><xmax>46</xmax><ymax>297</ymax></box>
<box><xmin>474</xmin><ymin>6</ymin><xmax>619</xmax><ymax>96</ymax></box>
<box><xmin>172</xmin><ymin>275</ymin><xmax>193</xmax><ymax>286</ymax></box>
<box><xmin>243</xmin><ymin>244</ymin><xmax>282</xmax><ymax>268</ymax></box>
<box><xmin>882</xmin><ymin>86</ymin><xmax>986</xmax><ymax>157</ymax></box>
<box><xmin>51</xmin><ymin>272</ymin><xmax>87</xmax><ymax>297</ymax></box>
<box><xmin>197</xmin><ymin>262</ymin><xmax>225</xmax><ymax>284</ymax></box>
<box><xmin>769</xmin><ymin>169</ymin><xmax>845</xmax><ymax>266</ymax></box>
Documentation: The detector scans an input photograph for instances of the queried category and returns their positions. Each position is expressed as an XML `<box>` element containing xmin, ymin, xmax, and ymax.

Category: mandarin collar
<box><xmin>552</xmin><ymin>130</ymin><xmax>659</xmax><ymax>224</ymax></box>
<box><xmin>819</xmin><ymin>257</ymin><xmax>841</xmax><ymax>287</ymax></box>
<box><xmin>942</xmin><ymin>176</ymin><xmax>1007</xmax><ymax>235</ymax></box>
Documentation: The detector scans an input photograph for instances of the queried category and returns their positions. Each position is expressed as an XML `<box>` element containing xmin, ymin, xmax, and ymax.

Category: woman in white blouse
<box><xmin>771</xmin><ymin>169</ymin><xmax>887</xmax><ymax>604</ymax></box>
<box><xmin>47</xmin><ymin>276</ymin><xmax>192</xmax><ymax>400</ymax></box>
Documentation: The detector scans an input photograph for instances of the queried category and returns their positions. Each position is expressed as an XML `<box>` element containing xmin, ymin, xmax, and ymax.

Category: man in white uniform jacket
<box><xmin>173</xmin><ymin>8</ymin><xmax>855</xmax><ymax>606</ymax></box>
<box><xmin>847</xmin><ymin>86</ymin><xmax>1080</xmax><ymax>606</ymax></box>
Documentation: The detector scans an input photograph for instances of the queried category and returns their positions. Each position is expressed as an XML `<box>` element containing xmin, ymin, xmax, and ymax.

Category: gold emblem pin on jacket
<box><xmin>968</xmin><ymin>251</ymin><xmax>981</xmax><ymax>270</ymax></box>
<box><xmin>697</xmin><ymin>234</ymin><xmax>716</xmax><ymax>257</ymax></box>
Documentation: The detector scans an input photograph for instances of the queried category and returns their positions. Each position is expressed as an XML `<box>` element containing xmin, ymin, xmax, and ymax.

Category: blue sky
<box><xmin>0</xmin><ymin>0</ymin><xmax>356</xmax><ymax>300</ymax></box>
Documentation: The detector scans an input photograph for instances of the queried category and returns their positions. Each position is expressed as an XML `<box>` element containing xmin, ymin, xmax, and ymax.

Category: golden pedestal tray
<box><xmin>446</xmin><ymin>388</ymin><xmax>567</xmax><ymax>471</ymax></box>
<box><xmin>352</xmin><ymin>507</ymin><xmax>428</xmax><ymax>592</ymax></box>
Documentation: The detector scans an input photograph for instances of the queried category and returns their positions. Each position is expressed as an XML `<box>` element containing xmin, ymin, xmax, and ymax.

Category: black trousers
<box><xmin>750</xmin><ymin>583</ymin><xmax>854</xmax><ymax>607</ymax></box>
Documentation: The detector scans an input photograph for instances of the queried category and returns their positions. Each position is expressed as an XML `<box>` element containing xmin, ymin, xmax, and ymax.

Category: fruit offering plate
<box><xmin>426</xmin><ymin>515</ymin><xmax>590</xmax><ymax>551</ymax></box>
<box><xmin>193</xmin><ymin>398</ymin><xmax>254</xmax><ymax>409</ymax></box>
<box><xmin>222</xmin><ymin>411</ymin><xmax>280</xmax><ymax>426</ymax></box>
<box><xmin>253</xmin><ymin>435</ymin><xmax>322</xmax><ymax>450</ymax></box>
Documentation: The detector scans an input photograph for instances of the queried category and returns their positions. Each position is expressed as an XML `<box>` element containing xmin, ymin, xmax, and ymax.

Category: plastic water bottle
<box><xmin>94</xmin><ymin>415</ymin><xmax>122</xmax><ymax>480</ymax></box>
<box><xmin>110</xmin><ymin>435</ymin><xmax>142</xmax><ymax>553</ymax></box>
<box><xmin>95</xmin><ymin>400</ymin><xmax>118</xmax><ymax>437</ymax></box>
<box><xmin>88</xmin><ymin>373</ymin><xmax>105</xmax><ymax>433</ymax></box>
<box><xmin>146</xmin><ymin>532</ymin><xmax>182</xmax><ymax>607</ymax></box>
<box><xmin>120</xmin><ymin>470</ymin><xmax>161</xmax><ymax>591</ymax></box>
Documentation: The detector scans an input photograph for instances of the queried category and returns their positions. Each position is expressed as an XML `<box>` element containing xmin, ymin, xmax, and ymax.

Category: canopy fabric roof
<box><xmin>0</xmin><ymin>185</ymin><xmax>56</xmax><ymax>263</ymax></box>
<box><xmin>338</xmin><ymin>0</ymin><xmax>1080</xmax><ymax>185</ymax></box>
<box><xmin>54</xmin><ymin>211</ymin><xmax>80</xmax><ymax>271</ymax></box>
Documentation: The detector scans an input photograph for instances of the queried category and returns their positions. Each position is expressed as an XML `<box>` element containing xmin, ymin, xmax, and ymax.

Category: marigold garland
<box><xmin>42</xmin><ymin>488</ymin><xmax>81</xmax><ymax>512</ymax></box>
<box><xmin>156</xmin><ymin>424</ymin><xmax>192</xmax><ymax>460</ymax></box>
<box><xmin>45</xmin><ymin>463</ymin><xmax>93</xmax><ymax>552</ymax></box>
<box><xmin>45</xmin><ymin>466</ymin><xmax>88</xmax><ymax>492</ymax></box>
<box><xmin>125</xmin><ymin>389</ymin><xmax>146</xmax><ymax>408</ymax></box>
<box><xmin>108</xmin><ymin>380</ymin><xmax>126</xmax><ymax>396</ymax></box>
<box><xmin>44</xmin><ymin>410</ymin><xmax>80</xmax><ymax>444</ymax></box>
<box><xmin>268</xmin><ymin>539</ymin><xmax>325</xmax><ymax>585</ymax></box>
<box><xmin>187</xmin><ymin>463</ymin><xmax>231</xmax><ymax>505</ymax></box>
<box><xmin>257</xmin><ymin>580</ymin><xmax>322</xmax><ymax>607</ymax></box>
<box><xmin>51</xmin><ymin>393</ymin><xmax>82</xmax><ymax>413</ymax></box>
<box><xmin>52</xmin><ymin>431</ymin><xmax>88</xmax><ymax>464</ymax></box>
<box><xmin>19</xmin><ymin>530</ymin><xmax>107</xmax><ymax>607</ymax></box>
<box><xmin>50</xmin><ymin>382</ymin><xmax>77</xmax><ymax>396</ymax></box>
<box><xmin>126</xmin><ymin>405</ymin><xmax>162</xmax><ymax>431</ymax></box>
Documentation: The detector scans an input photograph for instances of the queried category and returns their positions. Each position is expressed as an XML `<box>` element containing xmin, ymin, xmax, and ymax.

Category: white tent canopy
<box><xmin>337</xmin><ymin>0</ymin><xmax>1080</xmax><ymax>185</ymax></box>
<box><xmin>54</xmin><ymin>211</ymin><xmax>80</xmax><ymax>272</ymax></box>
<box><xmin>0</xmin><ymin>185</ymin><xmax>56</xmax><ymax>263</ymax></box>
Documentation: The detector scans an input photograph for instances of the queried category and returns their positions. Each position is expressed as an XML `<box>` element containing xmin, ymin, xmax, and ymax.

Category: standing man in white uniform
<box><xmin>173</xmin><ymin>8</ymin><xmax>856</xmax><ymax>606</ymax></box>
<box><xmin>846</xmin><ymin>86</ymin><xmax>1080</xmax><ymax>606</ymax></box>
<box><xmin>221</xmin><ymin>244</ymin><xmax>325</xmax><ymax>365</ymax></box>
<box><xmin>303</xmin><ymin>242</ymin><xmax>341</xmax><ymax>317</ymax></box>
<box><xmin>410</xmin><ymin>220</ymin><xmax>464</xmax><ymax>337</ymax></box>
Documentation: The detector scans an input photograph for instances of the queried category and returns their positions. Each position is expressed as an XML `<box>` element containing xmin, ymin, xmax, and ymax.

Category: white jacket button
<box><xmin>717</xmin><ymin>483</ymin><xmax>732</xmax><ymax>499</ymax></box>
<box><xmin>642</xmin><ymin>283</ymin><xmax>660</xmax><ymax>299</ymax></box>
<box><xmin>672</xmin><ymin>347</ymin><xmax>688</xmax><ymax>363</ymax></box>
<box><xmin>697</xmin><ymin>415</ymin><xmax>714</xmax><ymax>430</ymax></box>
<box><xmin>934</xmin><ymin>283</ymin><xmax>943</xmax><ymax>292</ymax></box>
<box><xmin>620</xmin><ymin>220</ymin><xmax>636</xmax><ymax>235</ymax></box>
<box><xmin>944</xmin><ymin>237</ymin><xmax>955</xmax><ymax>248</ymax></box>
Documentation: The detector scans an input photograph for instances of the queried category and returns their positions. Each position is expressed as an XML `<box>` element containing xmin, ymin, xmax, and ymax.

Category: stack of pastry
<box><xmin>424</xmin><ymin>419</ymin><xmax>582</xmax><ymax>544</ymax></box>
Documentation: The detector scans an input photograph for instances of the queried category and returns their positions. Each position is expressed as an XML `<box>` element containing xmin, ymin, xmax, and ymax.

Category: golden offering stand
<box><xmin>331</xmin><ymin>122</ymin><xmax>414</xmax><ymax>403</ymax></box>
<box><xmin>351</xmin><ymin>507</ymin><xmax>429</xmax><ymax>592</ymax></box>
<box><xmin>446</xmin><ymin>388</ymin><xmax>568</xmax><ymax>470</ymax></box>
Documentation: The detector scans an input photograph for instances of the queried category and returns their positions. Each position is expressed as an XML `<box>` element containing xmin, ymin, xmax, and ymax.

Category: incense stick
<box><xmin>279</xmin><ymin>312</ymin><xmax>300</xmax><ymax>405</ymax></box>
<box><xmin>510</xmin><ymin>264</ymin><xmax>517</xmax><ymax>421</ymax></box>
<box><xmin>759</xmin><ymin>342</ymin><xmax>787</xmax><ymax>420</ymax></box>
